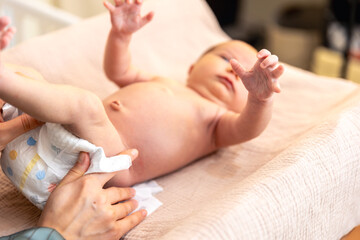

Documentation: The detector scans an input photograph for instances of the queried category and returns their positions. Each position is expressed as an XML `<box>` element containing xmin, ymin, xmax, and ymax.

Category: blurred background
<box><xmin>0</xmin><ymin>0</ymin><xmax>359</xmax><ymax>82</ymax></box>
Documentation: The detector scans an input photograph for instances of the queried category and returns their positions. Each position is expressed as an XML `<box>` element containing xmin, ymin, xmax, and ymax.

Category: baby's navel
<box><xmin>110</xmin><ymin>100</ymin><xmax>124</xmax><ymax>111</ymax></box>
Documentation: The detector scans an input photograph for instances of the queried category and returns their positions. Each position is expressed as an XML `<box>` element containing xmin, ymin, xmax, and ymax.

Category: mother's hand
<box><xmin>38</xmin><ymin>150</ymin><xmax>146</xmax><ymax>240</ymax></box>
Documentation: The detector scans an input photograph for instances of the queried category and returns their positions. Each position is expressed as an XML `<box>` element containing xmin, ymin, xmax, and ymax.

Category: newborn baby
<box><xmin>0</xmin><ymin>0</ymin><xmax>284</xmax><ymax>207</ymax></box>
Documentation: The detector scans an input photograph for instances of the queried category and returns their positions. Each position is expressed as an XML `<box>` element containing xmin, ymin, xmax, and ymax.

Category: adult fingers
<box><xmin>58</xmin><ymin>152</ymin><xmax>90</xmax><ymax>187</ymax></box>
<box><xmin>113</xmin><ymin>199</ymin><xmax>138</xmax><ymax>220</ymax></box>
<box><xmin>116</xmin><ymin>209</ymin><xmax>147</xmax><ymax>236</ymax></box>
<box><xmin>94</xmin><ymin>148</ymin><xmax>138</xmax><ymax>186</ymax></box>
<box><xmin>106</xmin><ymin>187</ymin><xmax>136</xmax><ymax>204</ymax></box>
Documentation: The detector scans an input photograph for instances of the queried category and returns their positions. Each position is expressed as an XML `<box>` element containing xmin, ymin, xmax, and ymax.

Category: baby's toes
<box><xmin>0</xmin><ymin>17</ymin><xmax>10</xmax><ymax>32</ymax></box>
<box><xmin>0</xmin><ymin>27</ymin><xmax>15</xmax><ymax>50</ymax></box>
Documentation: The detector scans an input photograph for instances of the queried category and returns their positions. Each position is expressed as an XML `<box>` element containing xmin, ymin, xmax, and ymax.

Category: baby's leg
<box><xmin>0</xmin><ymin>16</ymin><xmax>100</xmax><ymax>140</ymax></box>
<box><xmin>0</xmin><ymin>30</ymin><xmax>123</xmax><ymax>158</ymax></box>
<box><xmin>0</xmin><ymin>67</ymin><xmax>123</xmax><ymax>154</ymax></box>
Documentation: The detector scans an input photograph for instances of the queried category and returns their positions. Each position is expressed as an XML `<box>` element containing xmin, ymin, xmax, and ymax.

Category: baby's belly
<box><xmin>104</xmin><ymin>83</ymin><xmax>216</xmax><ymax>181</ymax></box>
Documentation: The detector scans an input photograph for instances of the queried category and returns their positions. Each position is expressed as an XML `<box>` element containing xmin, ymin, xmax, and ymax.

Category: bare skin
<box><xmin>0</xmin><ymin>0</ymin><xmax>284</xmax><ymax>188</ymax></box>
<box><xmin>0</xmin><ymin>17</ymin><xmax>43</xmax><ymax>152</ymax></box>
<box><xmin>102</xmin><ymin>0</ymin><xmax>284</xmax><ymax>186</ymax></box>
<box><xmin>38</xmin><ymin>151</ymin><xmax>147</xmax><ymax>240</ymax></box>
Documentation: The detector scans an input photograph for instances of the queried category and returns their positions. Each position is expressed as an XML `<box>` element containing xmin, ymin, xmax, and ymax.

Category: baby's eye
<box><xmin>220</xmin><ymin>55</ymin><xmax>229</xmax><ymax>62</ymax></box>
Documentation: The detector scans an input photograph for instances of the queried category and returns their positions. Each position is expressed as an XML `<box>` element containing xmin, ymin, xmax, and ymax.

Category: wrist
<box><xmin>21</xmin><ymin>114</ymin><xmax>43</xmax><ymax>131</ymax></box>
<box><xmin>247</xmin><ymin>93</ymin><xmax>274</xmax><ymax>105</ymax></box>
<box><xmin>110</xmin><ymin>28</ymin><xmax>132</xmax><ymax>41</ymax></box>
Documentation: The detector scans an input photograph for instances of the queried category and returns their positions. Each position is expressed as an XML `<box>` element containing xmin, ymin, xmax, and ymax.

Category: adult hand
<box><xmin>38</xmin><ymin>150</ymin><xmax>147</xmax><ymax>240</ymax></box>
<box><xmin>0</xmin><ymin>114</ymin><xmax>43</xmax><ymax>151</ymax></box>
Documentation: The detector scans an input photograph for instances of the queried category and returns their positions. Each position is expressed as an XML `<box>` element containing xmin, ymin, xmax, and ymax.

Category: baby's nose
<box><xmin>226</xmin><ymin>66</ymin><xmax>234</xmax><ymax>73</ymax></box>
<box><xmin>226</xmin><ymin>66</ymin><xmax>239</xmax><ymax>79</ymax></box>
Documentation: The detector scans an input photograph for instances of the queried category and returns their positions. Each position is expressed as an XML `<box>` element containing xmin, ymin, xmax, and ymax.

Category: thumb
<box><xmin>140</xmin><ymin>11</ymin><xmax>154</xmax><ymax>28</ymax></box>
<box><xmin>230</xmin><ymin>59</ymin><xmax>246</xmax><ymax>78</ymax></box>
<box><xmin>95</xmin><ymin>148</ymin><xmax>139</xmax><ymax>185</ymax></box>
<box><xmin>58</xmin><ymin>152</ymin><xmax>90</xmax><ymax>187</ymax></box>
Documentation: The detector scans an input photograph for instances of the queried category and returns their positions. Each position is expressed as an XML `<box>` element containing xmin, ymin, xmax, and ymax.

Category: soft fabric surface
<box><xmin>1</xmin><ymin>0</ymin><xmax>360</xmax><ymax>239</ymax></box>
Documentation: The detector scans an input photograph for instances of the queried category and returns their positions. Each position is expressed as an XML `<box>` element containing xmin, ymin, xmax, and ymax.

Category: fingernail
<box><xmin>132</xmin><ymin>199</ymin><xmax>139</xmax><ymax>207</ymax></box>
<box><xmin>130</xmin><ymin>188</ymin><xmax>136</xmax><ymax>197</ymax></box>
<box><xmin>141</xmin><ymin>209</ymin><xmax>148</xmax><ymax>216</ymax></box>
<box><xmin>78</xmin><ymin>152</ymin><xmax>86</xmax><ymax>164</ymax></box>
<box><xmin>131</xmin><ymin>149</ymin><xmax>138</xmax><ymax>157</ymax></box>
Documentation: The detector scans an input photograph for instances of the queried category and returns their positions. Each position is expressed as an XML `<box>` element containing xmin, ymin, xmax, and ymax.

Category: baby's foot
<box><xmin>0</xmin><ymin>16</ymin><xmax>16</xmax><ymax>50</ymax></box>
<box><xmin>230</xmin><ymin>49</ymin><xmax>284</xmax><ymax>101</ymax></box>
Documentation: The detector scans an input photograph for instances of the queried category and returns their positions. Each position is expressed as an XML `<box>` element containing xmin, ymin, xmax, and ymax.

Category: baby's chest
<box><xmin>116</xmin><ymin>86</ymin><xmax>219</xmax><ymax>151</ymax></box>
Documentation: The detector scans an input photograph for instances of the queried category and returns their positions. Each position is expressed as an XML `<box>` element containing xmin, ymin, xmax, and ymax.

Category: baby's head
<box><xmin>186</xmin><ymin>40</ymin><xmax>257</xmax><ymax>113</ymax></box>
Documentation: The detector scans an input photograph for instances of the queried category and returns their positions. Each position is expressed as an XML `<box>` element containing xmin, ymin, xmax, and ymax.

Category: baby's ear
<box><xmin>188</xmin><ymin>64</ymin><xmax>194</xmax><ymax>75</ymax></box>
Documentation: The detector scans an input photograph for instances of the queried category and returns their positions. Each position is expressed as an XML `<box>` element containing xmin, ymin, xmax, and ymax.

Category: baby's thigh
<box><xmin>105</xmin><ymin>168</ymin><xmax>137</xmax><ymax>188</ymax></box>
<box><xmin>5</xmin><ymin>63</ymin><xmax>46</xmax><ymax>82</ymax></box>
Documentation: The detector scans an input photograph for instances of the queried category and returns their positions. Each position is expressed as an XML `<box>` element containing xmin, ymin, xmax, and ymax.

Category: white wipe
<box><xmin>132</xmin><ymin>180</ymin><xmax>163</xmax><ymax>216</ymax></box>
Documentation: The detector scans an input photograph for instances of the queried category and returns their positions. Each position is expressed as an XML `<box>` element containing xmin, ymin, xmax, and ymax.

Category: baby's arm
<box><xmin>103</xmin><ymin>0</ymin><xmax>154</xmax><ymax>87</ymax></box>
<box><xmin>214</xmin><ymin>50</ymin><xmax>284</xmax><ymax>147</ymax></box>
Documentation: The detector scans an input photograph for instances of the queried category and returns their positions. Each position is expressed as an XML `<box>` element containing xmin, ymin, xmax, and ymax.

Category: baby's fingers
<box><xmin>260</xmin><ymin>55</ymin><xmax>278</xmax><ymax>69</ymax></box>
<box><xmin>230</xmin><ymin>59</ymin><xmax>246</xmax><ymax>79</ymax></box>
<box><xmin>139</xmin><ymin>11</ymin><xmax>154</xmax><ymax>28</ymax></box>
<box><xmin>103</xmin><ymin>0</ymin><xmax>115</xmax><ymax>12</ymax></box>
<box><xmin>257</xmin><ymin>49</ymin><xmax>271</xmax><ymax>59</ymax></box>
<box><xmin>271</xmin><ymin>64</ymin><xmax>285</xmax><ymax>79</ymax></box>
<box><xmin>272</xmin><ymin>79</ymin><xmax>281</xmax><ymax>93</ymax></box>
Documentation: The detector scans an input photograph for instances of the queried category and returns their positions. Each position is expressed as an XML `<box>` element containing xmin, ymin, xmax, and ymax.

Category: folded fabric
<box><xmin>132</xmin><ymin>180</ymin><xmax>163</xmax><ymax>215</ymax></box>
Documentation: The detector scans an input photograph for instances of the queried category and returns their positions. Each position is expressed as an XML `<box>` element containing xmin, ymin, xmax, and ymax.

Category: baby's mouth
<box><xmin>217</xmin><ymin>75</ymin><xmax>234</xmax><ymax>92</ymax></box>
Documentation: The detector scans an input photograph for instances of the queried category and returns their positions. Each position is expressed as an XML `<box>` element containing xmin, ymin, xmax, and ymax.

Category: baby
<box><xmin>0</xmin><ymin>0</ymin><xmax>284</xmax><ymax>207</ymax></box>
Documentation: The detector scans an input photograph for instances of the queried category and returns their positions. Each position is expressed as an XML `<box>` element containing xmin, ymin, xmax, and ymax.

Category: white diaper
<box><xmin>1</xmin><ymin>123</ymin><xmax>132</xmax><ymax>209</ymax></box>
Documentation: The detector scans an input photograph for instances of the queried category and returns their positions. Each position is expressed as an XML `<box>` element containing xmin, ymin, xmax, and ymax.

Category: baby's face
<box><xmin>186</xmin><ymin>40</ymin><xmax>257</xmax><ymax>113</ymax></box>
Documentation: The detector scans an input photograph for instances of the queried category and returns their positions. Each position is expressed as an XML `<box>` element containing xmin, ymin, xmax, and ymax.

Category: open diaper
<box><xmin>1</xmin><ymin>123</ymin><xmax>132</xmax><ymax>208</ymax></box>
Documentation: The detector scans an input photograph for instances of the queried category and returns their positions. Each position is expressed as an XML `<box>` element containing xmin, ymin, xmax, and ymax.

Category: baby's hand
<box><xmin>230</xmin><ymin>49</ymin><xmax>284</xmax><ymax>101</ymax></box>
<box><xmin>103</xmin><ymin>0</ymin><xmax>154</xmax><ymax>35</ymax></box>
